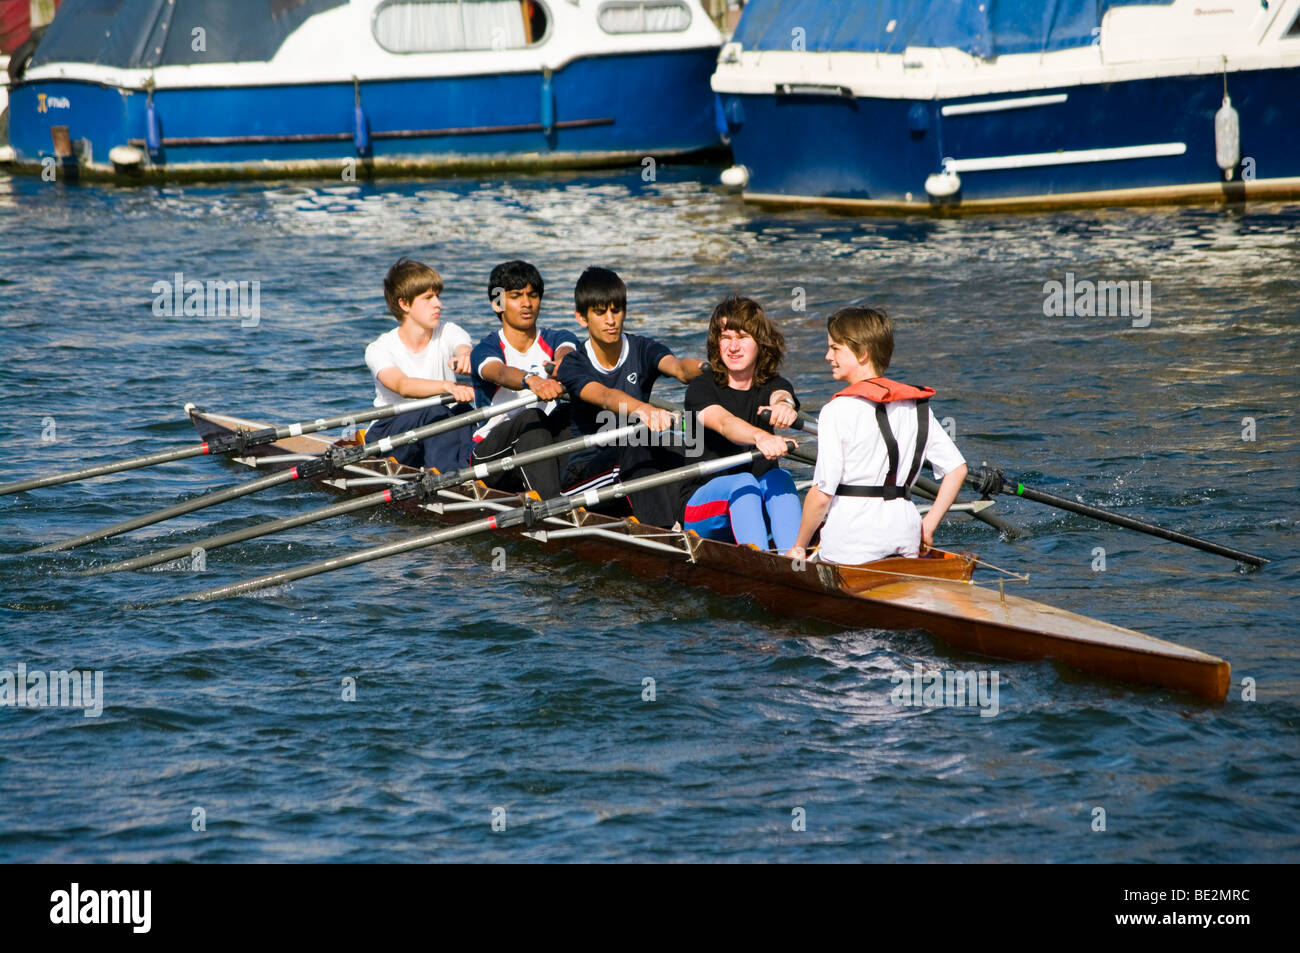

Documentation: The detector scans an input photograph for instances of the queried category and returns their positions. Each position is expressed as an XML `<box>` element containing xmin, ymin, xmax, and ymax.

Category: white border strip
<box><xmin>941</xmin><ymin>93</ymin><xmax>1068</xmax><ymax>116</ymax></box>
<box><xmin>948</xmin><ymin>142</ymin><xmax>1186</xmax><ymax>173</ymax></box>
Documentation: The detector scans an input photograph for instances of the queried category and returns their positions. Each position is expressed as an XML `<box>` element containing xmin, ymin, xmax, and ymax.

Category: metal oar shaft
<box><xmin>79</xmin><ymin>490</ymin><xmax>391</xmax><ymax>575</ymax></box>
<box><xmin>87</xmin><ymin>421</ymin><xmax>644</xmax><ymax>576</ymax></box>
<box><xmin>358</xmin><ymin>392</ymin><xmax>538</xmax><ymax>458</ymax></box>
<box><xmin>262</xmin><ymin>392</ymin><xmax>452</xmax><ymax>437</ymax></box>
<box><xmin>1007</xmin><ymin>480</ymin><xmax>1268</xmax><ymax>567</ymax></box>
<box><xmin>0</xmin><ymin>444</ymin><xmax>210</xmax><ymax>496</ymax></box>
<box><xmin>911</xmin><ymin>474</ymin><xmax>1023</xmax><ymax>538</ymax></box>
<box><xmin>175</xmin><ymin>517</ymin><xmax>500</xmax><ymax>603</ymax></box>
<box><xmin>0</xmin><ymin>394</ymin><xmax>452</xmax><ymax>498</ymax></box>
<box><xmin>168</xmin><ymin>447</ymin><xmax>762</xmax><ymax>603</ymax></box>
<box><xmin>27</xmin><ymin>468</ymin><xmax>300</xmax><ymax>554</ymax></box>
<box><xmin>29</xmin><ymin>394</ymin><xmax>540</xmax><ymax>554</ymax></box>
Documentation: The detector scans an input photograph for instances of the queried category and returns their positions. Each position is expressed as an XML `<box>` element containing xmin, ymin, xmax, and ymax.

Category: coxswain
<box><xmin>789</xmin><ymin>307</ymin><xmax>967</xmax><ymax>563</ymax></box>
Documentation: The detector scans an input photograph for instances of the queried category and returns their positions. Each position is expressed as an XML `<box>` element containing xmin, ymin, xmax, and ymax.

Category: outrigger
<box><xmin>6</xmin><ymin>397</ymin><xmax>1266</xmax><ymax>703</ymax></box>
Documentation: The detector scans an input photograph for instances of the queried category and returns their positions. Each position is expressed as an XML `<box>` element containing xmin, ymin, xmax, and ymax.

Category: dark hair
<box><xmin>574</xmin><ymin>266</ymin><xmax>627</xmax><ymax>315</ymax></box>
<box><xmin>488</xmin><ymin>260</ymin><xmax>545</xmax><ymax>312</ymax></box>
<box><xmin>384</xmin><ymin>257</ymin><xmax>443</xmax><ymax>321</ymax></box>
<box><xmin>827</xmin><ymin>307</ymin><xmax>893</xmax><ymax>373</ymax></box>
<box><xmin>707</xmin><ymin>295</ymin><xmax>785</xmax><ymax>387</ymax></box>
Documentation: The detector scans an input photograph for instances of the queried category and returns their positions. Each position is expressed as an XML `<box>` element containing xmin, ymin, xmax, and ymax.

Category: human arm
<box><xmin>919</xmin><ymin>463</ymin><xmax>967</xmax><ymax>552</ymax></box>
<box><xmin>375</xmin><ymin>366</ymin><xmax>475</xmax><ymax>404</ymax></box>
<box><xmin>448</xmin><ymin>344</ymin><xmax>472</xmax><ymax>377</ymax></box>
<box><xmin>788</xmin><ymin>486</ymin><xmax>833</xmax><ymax>560</ymax></box>
<box><xmin>658</xmin><ymin>354</ymin><xmax>705</xmax><ymax>383</ymax></box>
<box><xmin>696</xmin><ymin>404</ymin><xmax>792</xmax><ymax>460</ymax></box>
<box><xmin>444</xmin><ymin>323</ymin><xmax>474</xmax><ymax>378</ymax></box>
<box><xmin>577</xmin><ymin>381</ymin><xmax>675</xmax><ymax>431</ymax></box>
<box><xmin>916</xmin><ymin>408</ymin><xmax>967</xmax><ymax>551</ymax></box>
<box><xmin>549</xmin><ymin>342</ymin><xmax>575</xmax><ymax>374</ymax></box>
<box><xmin>788</xmin><ymin>401</ymin><xmax>844</xmax><ymax>558</ymax></box>
<box><xmin>479</xmin><ymin>359</ymin><xmax>564</xmax><ymax>401</ymax></box>
<box><xmin>758</xmin><ymin>386</ymin><xmax>799</xmax><ymax>430</ymax></box>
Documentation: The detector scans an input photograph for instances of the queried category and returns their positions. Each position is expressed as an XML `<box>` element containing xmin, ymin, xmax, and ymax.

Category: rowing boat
<box><xmin>186</xmin><ymin>405</ymin><xmax>1231</xmax><ymax>702</ymax></box>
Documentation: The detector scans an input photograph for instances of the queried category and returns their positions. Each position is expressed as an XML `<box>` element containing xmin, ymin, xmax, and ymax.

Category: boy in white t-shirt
<box><xmin>362</xmin><ymin>258</ymin><xmax>477</xmax><ymax>473</ymax></box>
<box><xmin>789</xmin><ymin>307</ymin><xmax>967</xmax><ymax>565</ymax></box>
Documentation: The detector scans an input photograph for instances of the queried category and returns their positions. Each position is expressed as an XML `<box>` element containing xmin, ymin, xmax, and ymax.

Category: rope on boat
<box><xmin>966</xmin><ymin>554</ymin><xmax>1030</xmax><ymax>583</ymax></box>
<box><xmin>826</xmin><ymin>548</ymin><xmax>1031</xmax><ymax>586</ymax></box>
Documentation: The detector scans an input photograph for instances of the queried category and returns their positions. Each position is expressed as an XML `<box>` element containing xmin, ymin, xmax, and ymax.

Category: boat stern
<box><xmin>7</xmin><ymin>76</ymin><xmax>136</xmax><ymax>174</ymax></box>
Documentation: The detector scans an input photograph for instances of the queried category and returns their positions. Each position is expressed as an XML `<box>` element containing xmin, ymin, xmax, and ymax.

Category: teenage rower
<box><xmin>681</xmin><ymin>295</ymin><xmax>801</xmax><ymax>551</ymax></box>
<box><xmin>362</xmin><ymin>258</ymin><xmax>477</xmax><ymax>473</ymax></box>
<box><xmin>789</xmin><ymin>307</ymin><xmax>967</xmax><ymax>564</ymax></box>
<box><xmin>554</xmin><ymin>266</ymin><xmax>705</xmax><ymax>526</ymax></box>
<box><xmin>468</xmin><ymin>260</ymin><xmax>578</xmax><ymax>498</ymax></box>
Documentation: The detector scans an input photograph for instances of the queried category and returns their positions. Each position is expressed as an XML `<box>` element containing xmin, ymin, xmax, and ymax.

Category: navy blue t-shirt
<box><xmin>555</xmin><ymin>333</ymin><xmax>673</xmax><ymax>435</ymax></box>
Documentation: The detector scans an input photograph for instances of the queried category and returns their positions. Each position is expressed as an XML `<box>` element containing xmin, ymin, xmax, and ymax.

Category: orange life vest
<box><xmin>833</xmin><ymin>378</ymin><xmax>935</xmax><ymax>403</ymax></box>
<box><xmin>833</xmin><ymin>377</ymin><xmax>934</xmax><ymax>501</ymax></box>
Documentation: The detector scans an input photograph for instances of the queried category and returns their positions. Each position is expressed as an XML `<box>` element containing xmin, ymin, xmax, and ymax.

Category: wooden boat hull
<box><xmin>186</xmin><ymin>408</ymin><xmax>1231</xmax><ymax>702</ymax></box>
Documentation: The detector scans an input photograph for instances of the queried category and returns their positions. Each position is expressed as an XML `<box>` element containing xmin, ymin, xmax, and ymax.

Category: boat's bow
<box><xmin>832</xmin><ymin>561</ymin><xmax>1230</xmax><ymax>702</ymax></box>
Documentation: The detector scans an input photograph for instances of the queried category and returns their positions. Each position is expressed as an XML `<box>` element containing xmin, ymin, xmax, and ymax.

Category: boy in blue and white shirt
<box><xmin>468</xmin><ymin>260</ymin><xmax>578</xmax><ymax>498</ymax></box>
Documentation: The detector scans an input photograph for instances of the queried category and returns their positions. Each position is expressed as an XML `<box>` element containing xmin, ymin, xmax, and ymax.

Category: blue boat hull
<box><xmin>721</xmin><ymin>65</ymin><xmax>1300</xmax><ymax>210</ymax></box>
<box><xmin>8</xmin><ymin>48</ymin><xmax>723</xmax><ymax>176</ymax></box>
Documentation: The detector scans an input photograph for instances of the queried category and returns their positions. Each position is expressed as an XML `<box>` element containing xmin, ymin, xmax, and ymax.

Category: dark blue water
<box><xmin>1</xmin><ymin>167</ymin><xmax>1297</xmax><ymax>862</ymax></box>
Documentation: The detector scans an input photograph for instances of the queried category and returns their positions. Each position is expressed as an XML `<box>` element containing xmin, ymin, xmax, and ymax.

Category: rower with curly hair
<box><xmin>680</xmin><ymin>295</ymin><xmax>801</xmax><ymax>551</ymax></box>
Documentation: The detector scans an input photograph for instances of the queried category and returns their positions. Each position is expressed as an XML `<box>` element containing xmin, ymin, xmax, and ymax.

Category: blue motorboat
<box><xmin>4</xmin><ymin>0</ymin><xmax>724</xmax><ymax>178</ymax></box>
<box><xmin>711</xmin><ymin>0</ymin><xmax>1300</xmax><ymax>212</ymax></box>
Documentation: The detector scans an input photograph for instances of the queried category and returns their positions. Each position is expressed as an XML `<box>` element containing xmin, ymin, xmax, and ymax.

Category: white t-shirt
<box><xmin>364</xmin><ymin>322</ymin><xmax>472</xmax><ymax>408</ymax></box>
<box><xmin>812</xmin><ymin>395</ymin><xmax>966</xmax><ymax>564</ymax></box>
<box><xmin>472</xmin><ymin>329</ymin><xmax>574</xmax><ymax>441</ymax></box>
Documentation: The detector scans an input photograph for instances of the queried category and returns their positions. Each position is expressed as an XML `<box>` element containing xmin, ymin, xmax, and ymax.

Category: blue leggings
<box><xmin>684</xmin><ymin>469</ymin><xmax>800</xmax><ymax>551</ymax></box>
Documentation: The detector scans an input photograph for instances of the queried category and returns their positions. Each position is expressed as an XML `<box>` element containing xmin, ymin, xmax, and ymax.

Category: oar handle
<box><xmin>967</xmin><ymin>466</ymin><xmax>1268</xmax><ymax>567</ymax></box>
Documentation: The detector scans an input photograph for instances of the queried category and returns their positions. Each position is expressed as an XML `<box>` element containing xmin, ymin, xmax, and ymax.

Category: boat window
<box><xmin>597</xmin><ymin>1</ymin><xmax>691</xmax><ymax>34</ymax></box>
<box><xmin>373</xmin><ymin>0</ymin><xmax>550</xmax><ymax>52</ymax></box>
<box><xmin>1288</xmin><ymin>9</ymin><xmax>1300</xmax><ymax>36</ymax></box>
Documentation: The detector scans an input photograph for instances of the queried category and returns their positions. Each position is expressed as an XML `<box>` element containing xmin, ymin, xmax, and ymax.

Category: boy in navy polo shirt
<box><xmin>469</xmin><ymin>260</ymin><xmax>578</xmax><ymax>499</ymax></box>
<box><xmin>556</xmin><ymin>266</ymin><xmax>704</xmax><ymax>524</ymax></box>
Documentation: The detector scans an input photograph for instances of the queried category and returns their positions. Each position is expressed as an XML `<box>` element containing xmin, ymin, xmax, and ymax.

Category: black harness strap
<box><xmin>876</xmin><ymin>402</ymin><xmax>900</xmax><ymax>486</ymax></box>
<box><xmin>904</xmin><ymin>397</ymin><xmax>930</xmax><ymax>488</ymax></box>
<box><xmin>835</xmin><ymin>484</ymin><xmax>911</xmax><ymax>500</ymax></box>
<box><xmin>836</xmin><ymin>396</ymin><xmax>929</xmax><ymax>502</ymax></box>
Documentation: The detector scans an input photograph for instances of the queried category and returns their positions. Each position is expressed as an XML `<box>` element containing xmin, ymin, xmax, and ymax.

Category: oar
<box><xmin>152</xmin><ymin>447</ymin><xmax>768</xmax><ymax>604</ymax></box>
<box><xmin>0</xmin><ymin>394</ymin><xmax>455</xmax><ymax>497</ymax></box>
<box><xmin>82</xmin><ymin>420</ymin><xmax>647</xmax><ymax>576</ymax></box>
<box><xmin>25</xmin><ymin>393</ymin><xmax>541</xmax><ymax>555</ymax></box>
<box><xmin>965</xmin><ymin>466</ymin><xmax>1268</xmax><ymax>567</ymax></box>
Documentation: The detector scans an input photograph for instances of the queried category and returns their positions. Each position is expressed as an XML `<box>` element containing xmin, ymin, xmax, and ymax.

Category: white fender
<box><xmin>1215</xmin><ymin>94</ymin><xmax>1240</xmax><ymax>180</ymax></box>
<box><xmin>925</xmin><ymin>165</ymin><xmax>961</xmax><ymax>198</ymax></box>
<box><xmin>109</xmin><ymin>144</ymin><xmax>146</xmax><ymax>169</ymax></box>
<box><xmin>720</xmin><ymin>164</ymin><xmax>749</xmax><ymax>188</ymax></box>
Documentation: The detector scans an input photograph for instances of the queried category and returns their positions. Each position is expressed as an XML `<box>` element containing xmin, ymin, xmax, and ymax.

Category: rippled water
<box><xmin>1</xmin><ymin>166</ymin><xmax>1297</xmax><ymax>862</ymax></box>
